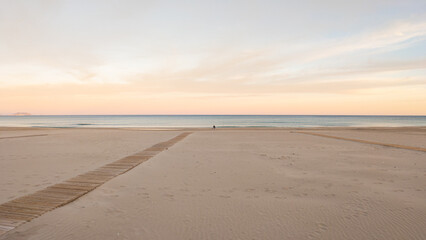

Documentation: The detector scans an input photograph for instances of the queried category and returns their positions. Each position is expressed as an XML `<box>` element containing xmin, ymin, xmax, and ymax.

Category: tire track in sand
<box><xmin>0</xmin><ymin>134</ymin><xmax>48</xmax><ymax>140</ymax></box>
<box><xmin>297</xmin><ymin>132</ymin><xmax>426</xmax><ymax>153</ymax></box>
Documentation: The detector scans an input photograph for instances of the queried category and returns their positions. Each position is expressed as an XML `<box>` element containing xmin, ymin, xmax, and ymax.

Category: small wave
<box><xmin>75</xmin><ymin>123</ymin><xmax>95</xmax><ymax>126</ymax></box>
<box><xmin>220</xmin><ymin>125</ymin><xmax>276</xmax><ymax>128</ymax></box>
<box><xmin>30</xmin><ymin>125</ymin><xmax>76</xmax><ymax>128</ymax></box>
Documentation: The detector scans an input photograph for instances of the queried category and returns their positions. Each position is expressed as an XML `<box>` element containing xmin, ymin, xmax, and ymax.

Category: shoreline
<box><xmin>2</xmin><ymin>126</ymin><xmax>426</xmax><ymax>131</ymax></box>
<box><xmin>2</xmin><ymin>115</ymin><xmax>425</xmax><ymax>130</ymax></box>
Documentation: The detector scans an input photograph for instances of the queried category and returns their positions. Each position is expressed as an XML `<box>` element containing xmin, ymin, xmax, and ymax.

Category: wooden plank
<box><xmin>83</xmin><ymin>171</ymin><xmax>117</xmax><ymax>177</ymax></box>
<box><xmin>19</xmin><ymin>193</ymin><xmax>73</xmax><ymax>202</ymax></box>
<box><xmin>13</xmin><ymin>196</ymin><xmax>66</xmax><ymax>205</ymax></box>
<box><xmin>94</xmin><ymin>169</ymin><xmax>125</xmax><ymax>175</ymax></box>
<box><xmin>104</xmin><ymin>162</ymin><xmax>136</xmax><ymax>167</ymax></box>
<box><xmin>0</xmin><ymin>210</ymin><xmax>40</xmax><ymax>218</ymax></box>
<box><xmin>0</xmin><ymin>206</ymin><xmax>45</xmax><ymax>215</ymax></box>
<box><xmin>0</xmin><ymin>212</ymin><xmax>33</xmax><ymax>221</ymax></box>
<box><xmin>37</xmin><ymin>189</ymin><xmax>83</xmax><ymax>198</ymax></box>
<box><xmin>67</xmin><ymin>177</ymin><xmax>107</xmax><ymax>184</ymax></box>
<box><xmin>61</xmin><ymin>181</ymin><xmax>99</xmax><ymax>188</ymax></box>
<box><xmin>0</xmin><ymin>205</ymin><xmax>47</xmax><ymax>215</ymax></box>
<box><xmin>50</xmin><ymin>183</ymin><xmax>96</xmax><ymax>191</ymax></box>
<box><xmin>119</xmin><ymin>155</ymin><xmax>149</xmax><ymax>161</ymax></box>
<box><xmin>5</xmin><ymin>201</ymin><xmax>56</xmax><ymax>211</ymax></box>
<box><xmin>132</xmin><ymin>152</ymin><xmax>157</xmax><ymax>157</ymax></box>
<box><xmin>98</xmin><ymin>165</ymin><xmax>130</xmax><ymax>171</ymax></box>
<box><xmin>73</xmin><ymin>175</ymin><xmax>114</xmax><ymax>182</ymax></box>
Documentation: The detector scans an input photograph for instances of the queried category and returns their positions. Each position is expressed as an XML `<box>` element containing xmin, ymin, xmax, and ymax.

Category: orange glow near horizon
<box><xmin>1</xmin><ymin>82</ymin><xmax>425</xmax><ymax>115</ymax></box>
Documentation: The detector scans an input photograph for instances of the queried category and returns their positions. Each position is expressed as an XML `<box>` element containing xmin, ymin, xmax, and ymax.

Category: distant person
<box><xmin>213</xmin><ymin>125</ymin><xmax>216</xmax><ymax>130</ymax></box>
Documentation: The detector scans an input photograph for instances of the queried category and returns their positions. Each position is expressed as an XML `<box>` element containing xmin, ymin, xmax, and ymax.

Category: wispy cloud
<box><xmin>1</xmin><ymin>1</ymin><xmax>426</xmax><ymax>114</ymax></box>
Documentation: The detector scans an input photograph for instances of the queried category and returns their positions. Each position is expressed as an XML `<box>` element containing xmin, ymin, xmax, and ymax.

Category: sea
<box><xmin>0</xmin><ymin>115</ymin><xmax>425</xmax><ymax>128</ymax></box>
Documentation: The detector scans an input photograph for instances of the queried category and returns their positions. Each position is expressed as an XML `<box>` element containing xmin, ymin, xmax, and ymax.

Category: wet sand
<box><xmin>1</xmin><ymin>127</ymin><xmax>425</xmax><ymax>239</ymax></box>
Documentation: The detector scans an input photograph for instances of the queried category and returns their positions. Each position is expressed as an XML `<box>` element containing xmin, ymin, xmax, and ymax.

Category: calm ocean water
<box><xmin>0</xmin><ymin>115</ymin><xmax>425</xmax><ymax>128</ymax></box>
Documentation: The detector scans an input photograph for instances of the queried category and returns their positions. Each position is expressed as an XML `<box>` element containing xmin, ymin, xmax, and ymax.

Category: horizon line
<box><xmin>1</xmin><ymin>114</ymin><xmax>426</xmax><ymax>117</ymax></box>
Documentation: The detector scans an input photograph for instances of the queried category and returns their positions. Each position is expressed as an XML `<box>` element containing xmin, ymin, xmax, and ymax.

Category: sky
<box><xmin>1</xmin><ymin>0</ymin><xmax>426</xmax><ymax>115</ymax></box>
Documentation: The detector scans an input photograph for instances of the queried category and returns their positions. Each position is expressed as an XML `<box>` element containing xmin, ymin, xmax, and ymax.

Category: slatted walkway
<box><xmin>297</xmin><ymin>132</ymin><xmax>426</xmax><ymax>153</ymax></box>
<box><xmin>0</xmin><ymin>132</ymin><xmax>192</xmax><ymax>236</ymax></box>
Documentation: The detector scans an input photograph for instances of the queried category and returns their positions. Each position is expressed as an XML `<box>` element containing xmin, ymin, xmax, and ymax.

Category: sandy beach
<box><xmin>0</xmin><ymin>127</ymin><xmax>425</xmax><ymax>239</ymax></box>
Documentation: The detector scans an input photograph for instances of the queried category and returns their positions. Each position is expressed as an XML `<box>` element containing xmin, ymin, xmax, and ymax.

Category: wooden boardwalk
<box><xmin>297</xmin><ymin>132</ymin><xmax>426</xmax><ymax>153</ymax></box>
<box><xmin>0</xmin><ymin>132</ymin><xmax>192</xmax><ymax>236</ymax></box>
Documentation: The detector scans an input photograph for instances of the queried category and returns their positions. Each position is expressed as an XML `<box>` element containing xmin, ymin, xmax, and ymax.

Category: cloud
<box><xmin>1</xmin><ymin>1</ymin><xmax>426</xmax><ymax>114</ymax></box>
<box><xmin>308</xmin><ymin>20</ymin><xmax>426</xmax><ymax>60</ymax></box>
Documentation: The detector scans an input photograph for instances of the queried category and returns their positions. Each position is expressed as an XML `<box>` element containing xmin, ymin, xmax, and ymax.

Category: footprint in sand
<box><xmin>317</xmin><ymin>222</ymin><xmax>328</xmax><ymax>231</ymax></box>
<box><xmin>218</xmin><ymin>195</ymin><xmax>231</xmax><ymax>199</ymax></box>
<box><xmin>163</xmin><ymin>193</ymin><xmax>174</xmax><ymax>200</ymax></box>
<box><xmin>139</xmin><ymin>192</ymin><xmax>150</xmax><ymax>199</ymax></box>
<box><xmin>274</xmin><ymin>196</ymin><xmax>287</xmax><ymax>200</ymax></box>
<box><xmin>307</xmin><ymin>222</ymin><xmax>328</xmax><ymax>239</ymax></box>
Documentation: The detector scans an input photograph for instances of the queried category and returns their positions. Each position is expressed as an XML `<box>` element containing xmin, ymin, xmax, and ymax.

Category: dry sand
<box><xmin>0</xmin><ymin>128</ymin><xmax>178</xmax><ymax>204</ymax></box>
<box><xmin>0</xmin><ymin>127</ymin><xmax>425</xmax><ymax>239</ymax></box>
